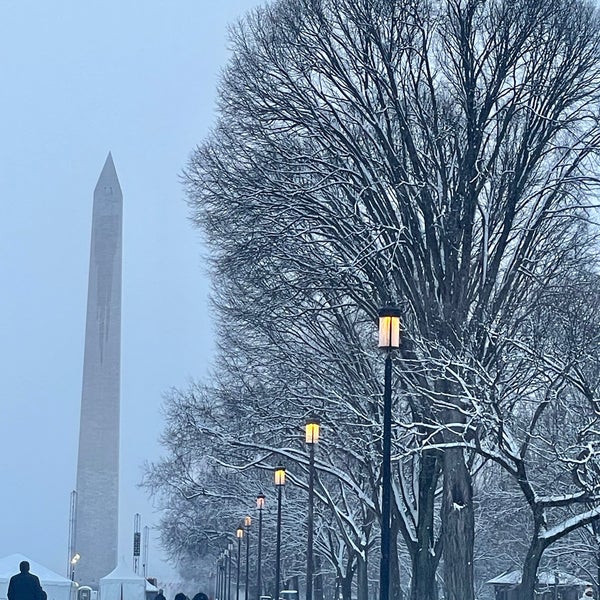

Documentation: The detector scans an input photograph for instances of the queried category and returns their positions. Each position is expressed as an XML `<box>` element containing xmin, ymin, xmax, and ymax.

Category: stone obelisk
<box><xmin>74</xmin><ymin>153</ymin><xmax>122</xmax><ymax>588</ymax></box>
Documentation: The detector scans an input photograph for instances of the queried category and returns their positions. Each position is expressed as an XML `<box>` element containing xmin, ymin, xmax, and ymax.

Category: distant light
<box><xmin>305</xmin><ymin>416</ymin><xmax>320</xmax><ymax>444</ymax></box>
<box><xmin>274</xmin><ymin>466</ymin><xmax>286</xmax><ymax>487</ymax></box>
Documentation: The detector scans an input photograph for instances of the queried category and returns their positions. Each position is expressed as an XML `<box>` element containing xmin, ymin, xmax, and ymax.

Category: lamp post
<box><xmin>217</xmin><ymin>553</ymin><xmax>222</xmax><ymax>600</ymax></box>
<box><xmin>305</xmin><ymin>416</ymin><xmax>320</xmax><ymax>600</ymax></box>
<box><xmin>236</xmin><ymin>527</ymin><xmax>244</xmax><ymax>600</ymax></box>
<box><xmin>244</xmin><ymin>516</ymin><xmax>252</xmax><ymax>600</ymax></box>
<box><xmin>221</xmin><ymin>551</ymin><xmax>227</xmax><ymax>600</ymax></box>
<box><xmin>228</xmin><ymin>541</ymin><xmax>234</xmax><ymax>600</ymax></box>
<box><xmin>377</xmin><ymin>306</ymin><xmax>401</xmax><ymax>600</ymax></box>
<box><xmin>70</xmin><ymin>553</ymin><xmax>80</xmax><ymax>600</ymax></box>
<box><xmin>70</xmin><ymin>553</ymin><xmax>80</xmax><ymax>581</ymax></box>
<box><xmin>274</xmin><ymin>466</ymin><xmax>286</xmax><ymax>600</ymax></box>
<box><xmin>256</xmin><ymin>493</ymin><xmax>265</xmax><ymax>600</ymax></box>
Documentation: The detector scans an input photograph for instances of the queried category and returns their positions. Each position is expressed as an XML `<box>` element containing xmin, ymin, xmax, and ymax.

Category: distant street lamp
<box><xmin>377</xmin><ymin>306</ymin><xmax>401</xmax><ymax>600</ymax></box>
<box><xmin>70</xmin><ymin>553</ymin><xmax>80</xmax><ymax>581</ymax></box>
<box><xmin>217</xmin><ymin>552</ymin><xmax>223</xmax><ymax>600</ymax></box>
<box><xmin>305</xmin><ymin>416</ymin><xmax>320</xmax><ymax>600</ymax></box>
<box><xmin>228</xmin><ymin>541</ymin><xmax>234</xmax><ymax>600</ymax></box>
<box><xmin>217</xmin><ymin>553</ymin><xmax>224</xmax><ymax>600</ymax></box>
<box><xmin>215</xmin><ymin>556</ymin><xmax>221</xmax><ymax>600</ymax></box>
<box><xmin>256</xmin><ymin>493</ymin><xmax>265</xmax><ymax>600</ymax></box>
<box><xmin>274</xmin><ymin>466</ymin><xmax>286</xmax><ymax>600</ymax></box>
<box><xmin>236</xmin><ymin>526</ymin><xmax>244</xmax><ymax>600</ymax></box>
<box><xmin>244</xmin><ymin>516</ymin><xmax>252</xmax><ymax>600</ymax></box>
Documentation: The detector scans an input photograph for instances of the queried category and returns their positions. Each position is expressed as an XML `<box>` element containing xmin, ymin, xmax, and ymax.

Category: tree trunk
<box><xmin>411</xmin><ymin>448</ymin><xmax>441</xmax><ymax>600</ymax></box>
<box><xmin>515</xmin><ymin>540</ymin><xmax>544</xmax><ymax>600</ymax></box>
<box><xmin>357</xmin><ymin>550</ymin><xmax>369</xmax><ymax>600</ymax></box>
<box><xmin>340</xmin><ymin>571</ymin><xmax>353</xmax><ymax>600</ymax></box>
<box><xmin>314</xmin><ymin>554</ymin><xmax>324</xmax><ymax>600</ymax></box>
<box><xmin>441</xmin><ymin>447</ymin><xmax>474</xmax><ymax>600</ymax></box>
<box><xmin>390</xmin><ymin>518</ymin><xmax>402</xmax><ymax>599</ymax></box>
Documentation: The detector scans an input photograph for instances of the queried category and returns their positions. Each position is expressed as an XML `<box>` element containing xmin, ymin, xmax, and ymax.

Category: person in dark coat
<box><xmin>7</xmin><ymin>561</ymin><xmax>43</xmax><ymax>600</ymax></box>
<box><xmin>155</xmin><ymin>590</ymin><xmax>166</xmax><ymax>600</ymax></box>
<box><xmin>192</xmin><ymin>593</ymin><xmax>208</xmax><ymax>600</ymax></box>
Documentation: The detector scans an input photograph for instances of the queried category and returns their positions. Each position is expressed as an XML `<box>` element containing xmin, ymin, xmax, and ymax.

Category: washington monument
<box><xmin>74</xmin><ymin>153</ymin><xmax>122</xmax><ymax>588</ymax></box>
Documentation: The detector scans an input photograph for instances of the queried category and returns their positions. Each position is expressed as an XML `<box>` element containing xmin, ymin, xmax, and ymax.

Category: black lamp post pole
<box><xmin>275</xmin><ymin>484</ymin><xmax>283</xmax><ymax>600</ymax></box>
<box><xmin>306</xmin><ymin>441</ymin><xmax>316</xmax><ymax>600</ymax></box>
<box><xmin>236</xmin><ymin>536</ymin><xmax>242</xmax><ymax>600</ymax></box>
<box><xmin>245</xmin><ymin>523</ymin><xmax>251</xmax><ymax>600</ymax></box>
<box><xmin>228</xmin><ymin>548</ymin><xmax>233</xmax><ymax>600</ymax></box>
<box><xmin>379</xmin><ymin>351</ymin><xmax>393</xmax><ymax>600</ymax></box>
<box><xmin>257</xmin><ymin>500</ymin><xmax>264</xmax><ymax>600</ymax></box>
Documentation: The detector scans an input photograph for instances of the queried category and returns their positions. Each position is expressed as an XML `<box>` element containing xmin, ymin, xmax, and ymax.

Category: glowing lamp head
<box><xmin>244</xmin><ymin>515</ymin><xmax>252</xmax><ymax>528</ymax></box>
<box><xmin>305</xmin><ymin>415</ymin><xmax>320</xmax><ymax>444</ymax></box>
<box><xmin>236</xmin><ymin>526</ymin><xmax>244</xmax><ymax>539</ymax></box>
<box><xmin>70</xmin><ymin>553</ymin><xmax>80</xmax><ymax>565</ymax></box>
<box><xmin>378</xmin><ymin>306</ymin><xmax>401</xmax><ymax>350</ymax></box>
<box><xmin>274</xmin><ymin>466</ymin><xmax>286</xmax><ymax>486</ymax></box>
<box><xmin>228</xmin><ymin>541</ymin><xmax>233</xmax><ymax>552</ymax></box>
<box><xmin>256</xmin><ymin>493</ymin><xmax>265</xmax><ymax>510</ymax></box>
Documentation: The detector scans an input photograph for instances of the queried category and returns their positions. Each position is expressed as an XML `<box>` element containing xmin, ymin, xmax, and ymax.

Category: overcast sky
<box><xmin>0</xmin><ymin>0</ymin><xmax>261</xmax><ymax>584</ymax></box>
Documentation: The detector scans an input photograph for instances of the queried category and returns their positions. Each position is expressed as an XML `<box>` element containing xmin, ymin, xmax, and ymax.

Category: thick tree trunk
<box><xmin>515</xmin><ymin>539</ymin><xmax>544</xmax><ymax>600</ymax></box>
<box><xmin>441</xmin><ymin>447</ymin><xmax>474</xmax><ymax>600</ymax></box>
<box><xmin>411</xmin><ymin>449</ymin><xmax>441</xmax><ymax>600</ymax></box>
<box><xmin>340</xmin><ymin>571</ymin><xmax>353</xmax><ymax>600</ymax></box>
<box><xmin>314</xmin><ymin>554</ymin><xmax>324</xmax><ymax>600</ymax></box>
<box><xmin>357</xmin><ymin>550</ymin><xmax>369</xmax><ymax>600</ymax></box>
<box><xmin>390</xmin><ymin>521</ymin><xmax>402</xmax><ymax>599</ymax></box>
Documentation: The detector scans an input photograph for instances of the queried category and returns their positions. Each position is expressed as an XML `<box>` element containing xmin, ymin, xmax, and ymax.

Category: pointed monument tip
<box><xmin>94</xmin><ymin>151</ymin><xmax>122</xmax><ymax>199</ymax></box>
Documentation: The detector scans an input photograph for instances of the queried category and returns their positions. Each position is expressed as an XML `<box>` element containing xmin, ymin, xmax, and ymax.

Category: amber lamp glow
<box><xmin>378</xmin><ymin>306</ymin><xmax>401</xmax><ymax>349</ymax></box>
<box><xmin>305</xmin><ymin>416</ymin><xmax>320</xmax><ymax>444</ymax></box>
<box><xmin>274</xmin><ymin>466</ymin><xmax>286</xmax><ymax>486</ymax></box>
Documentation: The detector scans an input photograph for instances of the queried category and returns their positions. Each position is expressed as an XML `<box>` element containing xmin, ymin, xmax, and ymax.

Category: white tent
<box><xmin>99</xmin><ymin>563</ymin><xmax>145</xmax><ymax>600</ymax></box>
<box><xmin>0</xmin><ymin>553</ymin><xmax>73</xmax><ymax>600</ymax></box>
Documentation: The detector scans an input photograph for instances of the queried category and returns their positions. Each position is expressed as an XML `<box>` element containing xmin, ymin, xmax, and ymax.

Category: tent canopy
<box><xmin>101</xmin><ymin>563</ymin><xmax>145</xmax><ymax>583</ymax></box>
<box><xmin>100</xmin><ymin>562</ymin><xmax>145</xmax><ymax>600</ymax></box>
<box><xmin>0</xmin><ymin>554</ymin><xmax>72</xmax><ymax>586</ymax></box>
<box><xmin>0</xmin><ymin>554</ymin><xmax>72</xmax><ymax>600</ymax></box>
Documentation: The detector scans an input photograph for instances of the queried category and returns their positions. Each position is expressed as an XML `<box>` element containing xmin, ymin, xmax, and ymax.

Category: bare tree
<box><xmin>174</xmin><ymin>0</ymin><xmax>600</xmax><ymax>598</ymax></box>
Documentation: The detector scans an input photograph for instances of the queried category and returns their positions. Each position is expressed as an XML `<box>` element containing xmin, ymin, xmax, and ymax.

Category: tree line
<box><xmin>145</xmin><ymin>1</ymin><xmax>600</xmax><ymax>599</ymax></box>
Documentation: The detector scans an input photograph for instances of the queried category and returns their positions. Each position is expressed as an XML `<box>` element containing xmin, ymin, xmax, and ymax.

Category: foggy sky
<box><xmin>0</xmin><ymin>0</ymin><xmax>261</xmax><ymax>583</ymax></box>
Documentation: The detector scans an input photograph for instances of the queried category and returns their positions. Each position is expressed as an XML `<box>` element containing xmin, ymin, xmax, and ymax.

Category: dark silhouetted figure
<box><xmin>174</xmin><ymin>593</ymin><xmax>187</xmax><ymax>600</ymax></box>
<box><xmin>155</xmin><ymin>590</ymin><xmax>166</xmax><ymax>600</ymax></box>
<box><xmin>192</xmin><ymin>593</ymin><xmax>208</xmax><ymax>600</ymax></box>
<box><xmin>8</xmin><ymin>561</ymin><xmax>43</xmax><ymax>600</ymax></box>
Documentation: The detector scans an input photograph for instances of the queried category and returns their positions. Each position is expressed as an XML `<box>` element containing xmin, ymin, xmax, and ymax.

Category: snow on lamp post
<box><xmin>378</xmin><ymin>306</ymin><xmax>401</xmax><ymax>600</ymax></box>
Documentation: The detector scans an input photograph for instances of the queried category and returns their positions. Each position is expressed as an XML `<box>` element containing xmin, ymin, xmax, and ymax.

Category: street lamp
<box><xmin>378</xmin><ymin>306</ymin><xmax>401</xmax><ymax>600</ymax></box>
<box><xmin>274</xmin><ymin>466</ymin><xmax>286</xmax><ymax>600</ymax></box>
<box><xmin>221</xmin><ymin>551</ymin><xmax>227</xmax><ymax>600</ymax></box>
<box><xmin>305</xmin><ymin>416</ymin><xmax>320</xmax><ymax>600</ymax></box>
<box><xmin>256</xmin><ymin>493</ymin><xmax>265</xmax><ymax>600</ymax></box>
<box><xmin>70</xmin><ymin>553</ymin><xmax>80</xmax><ymax>581</ymax></box>
<box><xmin>244</xmin><ymin>516</ymin><xmax>252</xmax><ymax>600</ymax></box>
<box><xmin>236</xmin><ymin>527</ymin><xmax>244</xmax><ymax>600</ymax></box>
<box><xmin>228</xmin><ymin>541</ymin><xmax>234</xmax><ymax>600</ymax></box>
<box><xmin>218</xmin><ymin>553</ymin><xmax>225</xmax><ymax>600</ymax></box>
